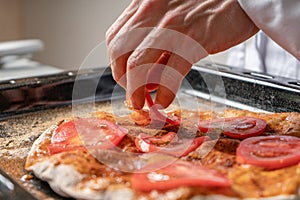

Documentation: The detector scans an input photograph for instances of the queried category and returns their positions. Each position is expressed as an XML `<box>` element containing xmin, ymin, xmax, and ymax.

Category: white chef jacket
<box><xmin>227</xmin><ymin>0</ymin><xmax>300</xmax><ymax>79</ymax></box>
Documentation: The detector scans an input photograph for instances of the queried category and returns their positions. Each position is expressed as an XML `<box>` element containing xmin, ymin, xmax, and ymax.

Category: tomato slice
<box><xmin>145</xmin><ymin>90</ymin><xmax>181</xmax><ymax>125</ymax></box>
<box><xmin>135</xmin><ymin>132</ymin><xmax>178</xmax><ymax>152</ymax></box>
<box><xmin>135</xmin><ymin>133</ymin><xmax>209</xmax><ymax>157</ymax></box>
<box><xmin>198</xmin><ymin>118</ymin><xmax>225</xmax><ymax>133</ymax></box>
<box><xmin>143</xmin><ymin>52</ymin><xmax>180</xmax><ymax>125</ymax></box>
<box><xmin>236</xmin><ymin>135</ymin><xmax>300</xmax><ymax>170</ymax></box>
<box><xmin>165</xmin><ymin>136</ymin><xmax>209</xmax><ymax>157</ymax></box>
<box><xmin>198</xmin><ymin>117</ymin><xmax>267</xmax><ymax>139</ymax></box>
<box><xmin>131</xmin><ymin>160</ymin><xmax>231</xmax><ymax>192</ymax></box>
<box><xmin>48</xmin><ymin>144</ymin><xmax>86</xmax><ymax>155</ymax></box>
<box><xmin>49</xmin><ymin>118</ymin><xmax>127</xmax><ymax>154</ymax></box>
<box><xmin>147</xmin><ymin>132</ymin><xmax>178</xmax><ymax>145</ymax></box>
<box><xmin>51</xmin><ymin>120</ymin><xmax>79</xmax><ymax>144</ymax></box>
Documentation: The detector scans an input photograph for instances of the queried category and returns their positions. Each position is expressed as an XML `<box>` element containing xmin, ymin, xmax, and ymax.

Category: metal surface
<box><xmin>1</xmin><ymin>63</ymin><xmax>299</xmax><ymax>120</ymax></box>
<box><xmin>0</xmin><ymin>167</ymin><xmax>37</xmax><ymax>200</ymax></box>
<box><xmin>187</xmin><ymin>62</ymin><xmax>300</xmax><ymax>113</ymax></box>
<box><xmin>0</xmin><ymin>39</ymin><xmax>43</xmax><ymax>57</ymax></box>
<box><xmin>0</xmin><ymin>67</ymin><xmax>123</xmax><ymax>120</ymax></box>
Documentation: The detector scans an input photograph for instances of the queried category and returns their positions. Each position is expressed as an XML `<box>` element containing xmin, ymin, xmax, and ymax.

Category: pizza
<box><xmin>25</xmin><ymin>105</ymin><xmax>300</xmax><ymax>200</ymax></box>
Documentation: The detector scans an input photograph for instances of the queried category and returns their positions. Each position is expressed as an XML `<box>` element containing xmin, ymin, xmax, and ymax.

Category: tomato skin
<box><xmin>145</xmin><ymin>90</ymin><xmax>181</xmax><ymax>126</ymax></box>
<box><xmin>198</xmin><ymin>119</ymin><xmax>224</xmax><ymax>133</ymax></box>
<box><xmin>135</xmin><ymin>133</ymin><xmax>209</xmax><ymax>157</ymax></box>
<box><xmin>48</xmin><ymin>118</ymin><xmax>127</xmax><ymax>155</ymax></box>
<box><xmin>135</xmin><ymin>132</ymin><xmax>178</xmax><ymax>153</ymax></box>
<box><xmin>48</xmin><ymin>144</ymin><xmax>86</xmax><ymax>155</ymax></box>
<box><xmin>236</xmin><ymin>135</ymin><xmax>300</xmax><ymax>170</ymax></box>
<box><xmin>167</xmin><ymin>136</ymin><xmax>209</xmax><ymax>157</ymax></box>
<box><xmin>51</xmin><ymin>120</ymin><xmax>79</xmax><ymax>144</ymax></box>
<box><xmin>75</xmin><ymin>118</ymin><xmax>127</xmax><ymax>147</ymax></box>
<box><xmin>198</xmin><ymin>117</ymin><xmax>267</xmax><ymax>139</ymax></box>
<box><xmin>131</xmin><ymin>160</ymin><xmax>231</xmax><ymax>192</ymax></box>
<box><xmin>135</xmin><ymin>133</ymin><xmax>158</xmax><ymax>152</ymax></box>
<box><xmin>147</xmin><ymin>132</ymin><xmax>178</xmax><ymax>145</ymax></box>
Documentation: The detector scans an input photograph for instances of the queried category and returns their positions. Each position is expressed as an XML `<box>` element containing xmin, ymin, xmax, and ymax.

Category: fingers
<box><xmin>108</xmin><ymin>27</ymin><xmax>152</xmax><ymax>90</ymax></box>
<box><xmin>155</xmin><ymin>54</ymin><xmax>192</xmax><ymax>108</ymax></box>
<box><xmin>108</xmin><ymin>27</ymin><xmax>153</xmax><ymax>89</ymax></box>
<box><xmin>123</xmin><ymin>28</ymin><xmax>203</xmax><ymax>109</ymax></box>
<box><xmin>107</xmin><ymin>1</ymin><xmax>163</xmax><ymax>91</ymax></box>
<box><xmin>127</xmin><ymin>49</ymin><xmax>164</xmax><ymax>109</ymax></box>
<box><xmin>146</xmin><ymin>51</ymin><xmax>171</xmax><ymax>91</ymax></box>
<box><xmin>107</xmin><ymin>0</ymin><xmax>208</xmax><ymax>110</ymax></box>
<box><xmin>107</xmin><ymin>0</ymin><xmax>148</xmax><ymax>89</ymax></box>
<box><xmin>110</xmin><ymin>51</ymin><xmax>132</xmax><ymax>88</ymax></box>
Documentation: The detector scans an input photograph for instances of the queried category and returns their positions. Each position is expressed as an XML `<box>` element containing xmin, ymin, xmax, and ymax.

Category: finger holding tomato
<box><xmin>106</xmin><ymin>0</ymin><xmax>258</xmax><ymax>109</ymax></box>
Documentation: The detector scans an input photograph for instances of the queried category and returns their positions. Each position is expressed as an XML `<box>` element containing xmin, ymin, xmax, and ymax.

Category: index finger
<box><xmin>146</xmin><ymin>51</ymin><xmax>171</xmax><ymax>91</ymax></box>
<box><xmin>155</xmin><ymin>53</ymin><xmax>192</xmax><ymax>108</ymax></box>
<box><xmin>127</xmin><ymin>49</ymin><xmax>164</xmax><ymax>109</ymax></box>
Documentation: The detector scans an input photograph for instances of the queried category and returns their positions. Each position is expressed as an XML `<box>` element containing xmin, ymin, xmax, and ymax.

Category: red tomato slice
<box><xmin>198</xmin><ymin>117</ymin><xmax>267</xmax><ymax>139</ymax></box>
<box><xmin>131</xmin><ymin>160</ymin><xmax>231</xmax><ymax>192</ymax></box>
<box><xmin>49</xmin><ymin>118</ymin><xmax>127</xmax><ymax>155</ymax></box>
<box><xmin>48</xmin><ymin>144</ymin><xmax>86</xmax><ymax>155</ymax></box>
<box><xmin>236</xmin><ymin>135</ymin><xmax>300</xmax><ymax>170</ymax></box>
<box><xmin>51</xmin><ymin>120</ymin><xmax>79</xmax><ymax>144</ymax></box>
<box><xmin>198</xmin><ymin>118</ymin><xmax>225</xmax><ymax>133</ymax></box>
<box><xmin>160</xmin><ymin>136</ymin><xmax>209</xmax><ymax>157</ymax></box>
<box><xmin>135</xmin><ymin>133</ymin><xmax>209</xmax><ymax>157</ymax></box>
<box><xmin>147</xmin><ymin>132</ymin><xmax>178</xmax><ymax>145</ymax></box>
<box><xmin>145</xmin><ymin>90</ymin><xmax>181</xmax><ymax>125</ymax></box>
<box><xmin>170</xmin><ymin>136</ymin><xmax>210</xmax><ymax>157</ymax></box>
<box><xmin>135</xmin><ymin>132</ymin><xmax>178</xmax><ymax>152</ymax></box>
<box><xmin>74</xmin><ymin>118</ymin><xmax>127</xmax><ymax>147</ymax></box>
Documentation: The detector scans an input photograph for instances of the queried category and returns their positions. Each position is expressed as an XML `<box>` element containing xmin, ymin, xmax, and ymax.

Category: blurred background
<box><xmin>0</xmin><ymin>0</ymin><xmax>228</xmax><ymax>70</ymax></box>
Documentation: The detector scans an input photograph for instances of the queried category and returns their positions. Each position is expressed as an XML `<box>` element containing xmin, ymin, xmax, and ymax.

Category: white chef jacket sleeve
<box><xmin>237</xmin><ymin>0</ymin><xmax>300</xmax><ymax>60</ymax></box>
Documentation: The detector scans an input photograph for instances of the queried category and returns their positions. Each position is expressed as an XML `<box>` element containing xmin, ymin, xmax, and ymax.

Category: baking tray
<box><xmin>1</xmin><ymin>62</ymin><xmax>299</xmax><ymax>120</ymax></box>
<box><xmin>0</xmin><ymin>64</ymin><xmax>300</xmax><ymax>199</ymax></box>
<box><xmin>188</xmin><ymin>62</ymin><xmax>300</xmax><ymax>113</ymax></box>
<box><xmin>0</xmin><ymin>67</ymin><xmax>121</xmax><ymax>120</ymax></box>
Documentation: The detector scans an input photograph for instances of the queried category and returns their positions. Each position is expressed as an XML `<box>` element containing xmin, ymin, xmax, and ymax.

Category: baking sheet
<box><xmin>1</xmin><ymin>63</ymin><xmax>300</xmax><ymax>199</ymax></box>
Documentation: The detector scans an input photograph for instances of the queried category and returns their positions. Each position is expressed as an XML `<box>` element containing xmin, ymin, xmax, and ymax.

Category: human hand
<box><xmin>106</xmin><ymin>0</ymin><xmax>258</xmax><ymax>110</ymax></box>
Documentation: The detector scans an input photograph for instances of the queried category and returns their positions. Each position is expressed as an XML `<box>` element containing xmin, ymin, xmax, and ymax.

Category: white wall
<box><xmin>22</xmin><ymin>0</ymin><xmax>228</xmax><ymax>70</ymax></box>
<box><xmin>0</xmin><ymin>0</ymin><xmax>23</xmax><ymax>41</ymax></box>
<box><xmin>23</xmin><ymin>0</ymin><xmax>131</xmax><ymax>69</ymax></box>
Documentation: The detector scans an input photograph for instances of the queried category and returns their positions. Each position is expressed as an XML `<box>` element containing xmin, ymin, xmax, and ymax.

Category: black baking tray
<box><xmin>0</xmin><ymin>67</ymin><xmax>123</xmax><ymax>120</ymax></box>
<box><xmin>1</xmin><ymin>63</ymin><xmax>299</xmax><ymax>121</ymax></box>
<box><xmin>187</xmin><ymin>62</ymin><xmax>300</xmax><ymax>113</ymax></box>
<box><xmin>0</xmin><ymin>64</ymin><xmax>300</xmax><ymax>199</ymax></box>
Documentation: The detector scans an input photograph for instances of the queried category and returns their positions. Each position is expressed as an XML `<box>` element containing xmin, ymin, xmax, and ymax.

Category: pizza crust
<box><xmin>29</xmin><ymin>160</ymin><xmax>134</xmax><ymax>200</ymax></box>
<box><xmin>26</xmin><ymin>128</ymin><xmax>134</xmax><ymax>200</ymax></box>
